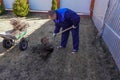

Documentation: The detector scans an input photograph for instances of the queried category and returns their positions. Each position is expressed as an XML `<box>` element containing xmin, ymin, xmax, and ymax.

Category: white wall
<box><xmin>3</xmin><ymin>0</ymin><xmax>15</xmax><ymax>9</ymax></box>
<box><xmin>3</xmin><ymin>0</ymin><xmax>91</xmax><ymax>13</ymax></box>
<box><xmin>3</xmin><ymin>0</ymin><xmax>52</xmax><ymax>11</ymax></box>
<box><xmin>92</xmin><ymin>0</ymin><xmax>109</xmax><ymax>31</ymax></box>
<box><xmin>29</xmin><ymin>0</ymin><xmax>52</xmax><ymax>11</ymax></box>
<box><xmin>60</xmin><ymin>0</ymin><xmax>91</xmax><ymax>15</ymax></box>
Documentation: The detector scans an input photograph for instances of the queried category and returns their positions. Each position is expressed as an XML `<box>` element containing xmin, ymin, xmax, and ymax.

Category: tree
<box><xmin>51</xmin><ymin>0</ymin><xmax>57</xmax><ymax>10</ymax></box>
<box><xmin>13</xmin><ymin>0</ymin><xmax>29</xmax><ymax>17</ymax></box>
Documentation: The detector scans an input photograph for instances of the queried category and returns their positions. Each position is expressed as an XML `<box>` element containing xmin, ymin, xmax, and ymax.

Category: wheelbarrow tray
<box><xmin>0</xmin><ymin>30</ymin><xmax>27</xmax><ymax>40</ymax></box>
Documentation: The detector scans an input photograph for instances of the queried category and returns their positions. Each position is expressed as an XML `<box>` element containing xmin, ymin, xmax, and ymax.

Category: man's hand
<box><xmin>53</xmin><ymin>33</ymin><xmax>57</xmax><ymax>41</ymax></box>
<box><xmin>53</xmin><ymin>33</ymin><xmax>57</xmax><ymax>38</ymax></box>
<box><xmin>72</xmin><ymin>26</ymin><xmax>77</xmax><ymax>29</ymax></box>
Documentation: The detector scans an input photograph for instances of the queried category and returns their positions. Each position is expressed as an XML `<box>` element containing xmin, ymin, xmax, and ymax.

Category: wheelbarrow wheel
<box><xmin>2</xmin><ymin>39</ymin><xmax>14</xmax><ymax>49</ymax></box>
<box><xmin>19</xmin><ymin>38</ymin><xmax>28</xmax><ymax>51</ymax></box>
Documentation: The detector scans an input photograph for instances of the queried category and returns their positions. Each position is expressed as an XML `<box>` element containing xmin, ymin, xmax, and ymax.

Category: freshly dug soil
<box><xmin>32</xmin><ymin>43</ymin><xmax>54</xmax><ymax>60</ymax></box>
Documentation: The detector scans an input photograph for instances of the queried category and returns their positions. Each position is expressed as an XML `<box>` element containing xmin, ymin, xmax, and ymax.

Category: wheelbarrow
<box><xmin>0</xmin><ymin>29</ymin><xmax>28</xmax><ymax>51</ymax></box>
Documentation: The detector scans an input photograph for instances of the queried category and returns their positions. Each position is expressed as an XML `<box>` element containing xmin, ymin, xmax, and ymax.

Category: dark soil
<box><xmin>32</xmin><ymin>43</ymin><xmax>54</xmax><ymax>60</ymax></box>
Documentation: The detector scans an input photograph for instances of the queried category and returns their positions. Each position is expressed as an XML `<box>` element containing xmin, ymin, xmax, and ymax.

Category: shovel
<box><xmin>41</xmin><ymin>26</ymin><xmax>73</xmax><ymax>44</ymax></box>
<box><xmin>56</xmin><ymin>26</ymin><xmax>73</xmax><ymax>35</ymax></box>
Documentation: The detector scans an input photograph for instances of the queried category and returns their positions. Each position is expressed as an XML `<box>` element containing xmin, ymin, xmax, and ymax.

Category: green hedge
<box><xmin>51</xmin><ymin>0</ymin><xmax>57</xmax><ymax>10</ymax></box>
<box><xmin>13</xmin><ymin>0</ymin><xmax>29</xmax><ymax>17</ymax></box>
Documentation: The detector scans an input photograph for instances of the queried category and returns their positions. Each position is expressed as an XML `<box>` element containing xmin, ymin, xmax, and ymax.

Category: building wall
<box><xmin>92</xmin><ymin>0</ymin><xmax>109</xmax><ymax>31</ymax></box>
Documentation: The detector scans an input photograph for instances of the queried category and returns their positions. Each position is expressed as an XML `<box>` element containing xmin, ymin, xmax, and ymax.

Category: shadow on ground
<box><xmin>0</xmin><ymin>12</ymin><xmax>48</xmax><ymax>20</ymax></box>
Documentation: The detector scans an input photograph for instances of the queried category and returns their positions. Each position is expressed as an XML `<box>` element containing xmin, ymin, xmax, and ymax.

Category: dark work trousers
<box><xmin>61</xmin><ymin>26</ymin><xmax>79</xmax><ymax>51</ymax></box>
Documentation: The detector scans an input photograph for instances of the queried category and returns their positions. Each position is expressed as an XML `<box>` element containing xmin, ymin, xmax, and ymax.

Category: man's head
<box><xmin>48</xmin><ymin>10</ymin><xmax>57</xmax><ymax>20</ymax></box>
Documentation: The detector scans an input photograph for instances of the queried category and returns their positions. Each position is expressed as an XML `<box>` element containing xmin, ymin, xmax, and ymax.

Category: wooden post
<box><xmin>0</xmin><ymin>0</ymin><xmax>5</xmax><ymax>10</ymax></box>
<box><xmin>57</xmin><ymin>0</ymin><xmax>60</xmax><ymax>8</ymax></box>
<box><xmin>0</xmin><ymin>0</ymin><xmax>1</xmax><ymax>3</ymax></box>
<box><xmin>27</xmin><ymin>0</ymin><xmax>29</xmax><ymax>4</ymax></box>
<box><xmin>90</xmin><ymin>0</ymin><xmax>95</xmax><ymax>17</ymax></box>
<box><xmin>0</xmin><ymin>0</ymin><xmax>4</xmax><ymax>6</ymax></box>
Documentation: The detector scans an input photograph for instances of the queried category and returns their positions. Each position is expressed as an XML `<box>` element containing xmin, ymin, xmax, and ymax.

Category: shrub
<box><xmin>13</xmin><ymin>0</ymin><xmax>29</xmax><ymax>17</ymax></box>
<box><xmin>51</xmin><ymin>0</ymin><xmax>57</xmax><ymax>10</ymax></box>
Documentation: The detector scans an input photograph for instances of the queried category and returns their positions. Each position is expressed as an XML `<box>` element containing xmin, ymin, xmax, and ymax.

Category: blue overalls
<box><xmin>54</xmin><ymin>8</ymin><xmax>80</xmax><ymax>51</ymax></box>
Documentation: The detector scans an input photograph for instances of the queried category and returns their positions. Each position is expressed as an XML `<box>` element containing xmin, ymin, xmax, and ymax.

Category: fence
<box><xmin>102</xmin><ymin>0</ymin><xmax>120</xmax><ymax>70</ymax></box>
<box><xmin>3</xmin><ymin>0</ymin><xmax>52</xmax><ymax>11</ymax></box>
<box><xmin>2</xmin><ymin>0</ymin><xmax>92</xmax><ymax>15</ymax></box>
<box><xmin>93</xmin><ymin>0</ymin><xmax>120</xmax><ymax>70</ymax></box>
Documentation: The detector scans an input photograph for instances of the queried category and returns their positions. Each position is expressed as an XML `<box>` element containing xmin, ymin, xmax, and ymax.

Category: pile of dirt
<box><xmin>32</xmin><ymin>43</ymin><xmax>54</xmax><ymax>60</ymax></box>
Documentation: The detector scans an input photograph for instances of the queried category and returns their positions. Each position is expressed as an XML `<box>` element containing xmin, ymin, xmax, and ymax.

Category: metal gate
<box><xmin>101</xmin><ymin>0</ymin><xmax>120</xmax><ymax>70</ymax></box>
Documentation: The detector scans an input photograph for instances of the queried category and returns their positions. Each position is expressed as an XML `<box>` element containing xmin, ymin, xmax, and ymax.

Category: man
<box><xmin>48</xmin><ymin>8</ymin><xmax>80</xmax><ymax>54</ymax></box>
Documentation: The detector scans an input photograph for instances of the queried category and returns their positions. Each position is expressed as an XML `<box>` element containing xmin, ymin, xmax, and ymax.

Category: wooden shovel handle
<box><xmin>46</xmin><ymin>27</ymin><xmax>73</xmax><ymax>40</ymax></box>
<box><xmin>57</xmin><ymin>27</ymin><xmax>73</xmax><ymax>35</ymax></box>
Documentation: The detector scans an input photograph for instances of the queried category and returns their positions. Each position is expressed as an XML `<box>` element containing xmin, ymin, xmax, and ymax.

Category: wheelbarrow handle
<box><xmin>0</xmin><ymin>34</ymin><xmax>14</xmax><ymax>40</ymax></box>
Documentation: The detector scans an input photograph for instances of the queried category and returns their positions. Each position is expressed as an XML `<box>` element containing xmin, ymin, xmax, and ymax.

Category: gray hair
<box><xmin>48</xmin><ymin>10</ymin><xmax>56</xmax><ymax>17</ymax></box>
